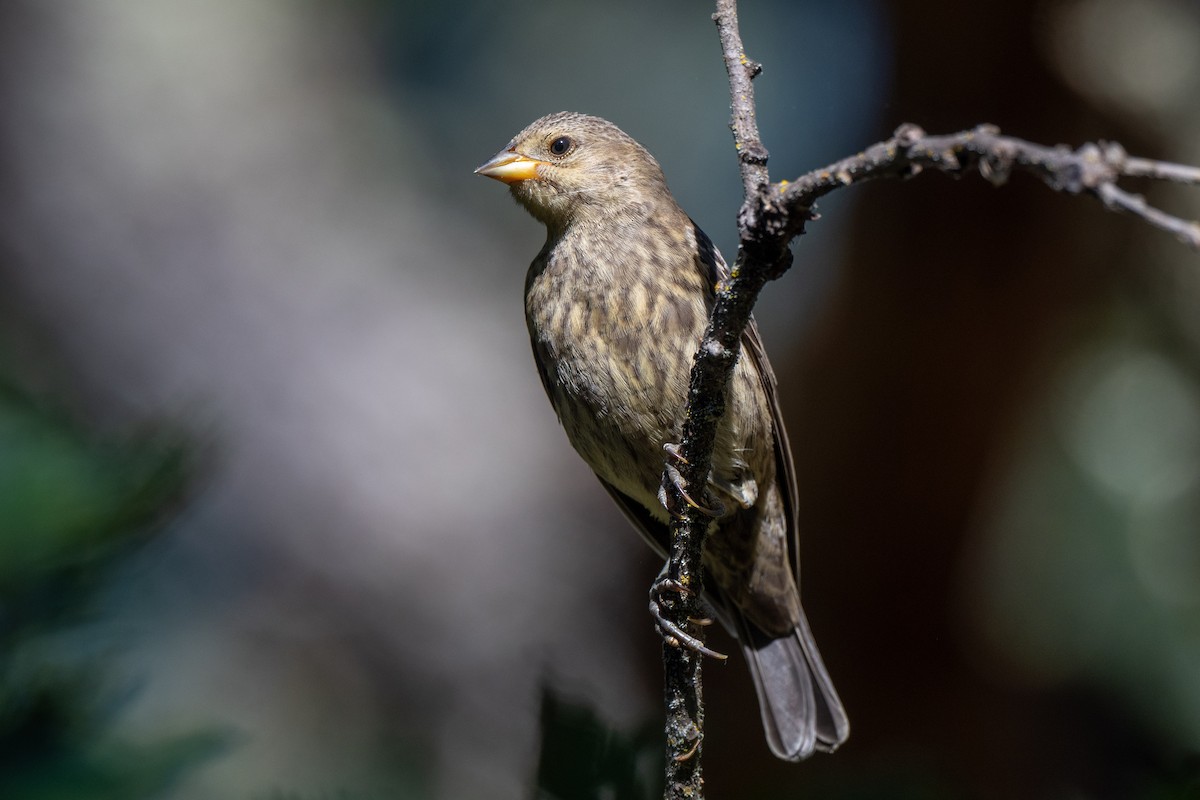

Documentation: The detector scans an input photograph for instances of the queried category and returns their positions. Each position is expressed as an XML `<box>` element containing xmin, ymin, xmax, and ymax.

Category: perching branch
<box><xmin>656</xmin><ymin>0</ymin><xmax>1200</xmax><ymax>796</ymax></box>
<box><xmin>656</xmin><ymin>2</ymin><xmax>786</xmax><ymax>796</ymax></box>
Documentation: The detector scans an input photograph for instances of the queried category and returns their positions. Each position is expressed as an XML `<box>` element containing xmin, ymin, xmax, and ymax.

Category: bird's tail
<box><xmin>734</xmin><ymin>607</ymin><xmax>850</xmax><ymax>761</ymax></box>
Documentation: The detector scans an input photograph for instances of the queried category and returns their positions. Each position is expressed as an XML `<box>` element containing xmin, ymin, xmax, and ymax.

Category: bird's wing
<box><xmin>740</xmin><ymin>317</ymin><xmax>801</xmax><ymax>580</ymax></box>
<box><xmin>690</xmin><ymin>221</ymin><xmax>802</xmax><ymax>582</ymax></box>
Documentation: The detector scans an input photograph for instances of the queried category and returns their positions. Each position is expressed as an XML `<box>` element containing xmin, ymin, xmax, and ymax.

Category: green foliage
<box><xmin>0</xmin><ymin>378</ymin><xmax>224</xmax><ymax>799</ymax></box>
<box><xmin>0</xmin><ymin>381</ymin><xmax>192</xmax><ymax>620</ymax></box>
<box><xmin>534</xmin><ymin>685</ymin><xmax>663</xmax><ymax>800</ymax></box>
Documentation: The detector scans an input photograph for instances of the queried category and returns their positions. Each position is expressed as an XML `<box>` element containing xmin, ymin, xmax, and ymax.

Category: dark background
<box><xmin>1</xmin><ymin>1</ymin><xmax>1198</xmax><ymax>798</ymax></box>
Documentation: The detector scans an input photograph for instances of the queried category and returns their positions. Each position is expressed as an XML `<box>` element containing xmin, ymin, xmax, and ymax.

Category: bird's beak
<box><xmin>475</xmin><ymin>149</ymin><xmax>545</xmax><ymax>184</ymax></box>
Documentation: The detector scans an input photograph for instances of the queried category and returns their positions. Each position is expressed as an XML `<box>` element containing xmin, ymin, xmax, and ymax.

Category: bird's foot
<box><xmin>649</xmin><ymin>574</ymin><xmax>727</xmax><ymax>661</ymax></box>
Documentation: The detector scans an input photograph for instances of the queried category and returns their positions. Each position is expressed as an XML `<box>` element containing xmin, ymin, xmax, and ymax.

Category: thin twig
<box><xmin>713</xmin><ymin>0</ymin><xmax>769</xmax><ymax>197</ymax></box>
<box><xmin>1122</xmin><ymin>155</ymin><xmax>1200</xmax><ymax>184</ymax></box>
<box><xmin>776</xmin><ymin>124</ymin><xmax>1200</xmax><ymax>249</ymax></box>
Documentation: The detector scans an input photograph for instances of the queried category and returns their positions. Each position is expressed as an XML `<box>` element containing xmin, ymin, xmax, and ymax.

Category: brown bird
<box><xmin>476</xmin><ymin>112</ymin><xmax>848</xmax><ymax>760</ymax></box>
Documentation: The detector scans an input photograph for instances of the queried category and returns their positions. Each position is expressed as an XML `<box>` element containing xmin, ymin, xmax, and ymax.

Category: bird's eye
<box><xmin>548</xmin><ymin>136</ymin><xmax>572</xmax><ymax>156</ymax></box>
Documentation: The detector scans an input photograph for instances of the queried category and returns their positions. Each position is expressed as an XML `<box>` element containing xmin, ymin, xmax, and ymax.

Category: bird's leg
<box><xmin>649</xmin><ymin>564</ymin><xmax>728</xmax><ymax>660</ymax></box>
<box><xmin>659</xmin><ymin>443</ymin><xmax>726</xmax><ymax>518</ymax></box>
<box><xmin>654</xmin><ymin>444</ymin><xmax>725</xmax><ymax>657</ymax></box>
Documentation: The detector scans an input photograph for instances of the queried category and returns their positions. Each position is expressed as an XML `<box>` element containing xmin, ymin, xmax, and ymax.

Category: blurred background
<box><xmin>1</xmin><ymin>0</ymin><xmax>1198</xmax><ymax>798</ymax></box>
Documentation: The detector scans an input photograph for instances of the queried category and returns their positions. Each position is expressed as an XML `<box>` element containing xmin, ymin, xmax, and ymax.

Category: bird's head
<box><xmin>475</xmin><ymin>112</ymin><xmax>672</xmax><ymax>231</ymax></box>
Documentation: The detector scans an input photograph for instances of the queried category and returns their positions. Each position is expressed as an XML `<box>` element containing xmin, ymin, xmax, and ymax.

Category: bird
<box><xmin>475</xmin><ymin>111</ymin><xmax>848</xmax><ymax>761</ymax></box>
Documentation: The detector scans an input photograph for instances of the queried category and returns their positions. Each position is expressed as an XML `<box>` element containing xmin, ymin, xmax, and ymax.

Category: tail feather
<box><xmin>735</xmin><ymin>608</ymin><xmax>850</xmax><ymax>761</ymax></box>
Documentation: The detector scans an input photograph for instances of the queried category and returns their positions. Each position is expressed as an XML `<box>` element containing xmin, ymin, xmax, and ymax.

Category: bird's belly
<box><xmin>526</xmin><ymin>263</ymin><xmax>771</xmax><ymax>519</ymax></box>
<box><xmin>543</xmin><ymin>334</ymin><xmax>684</xmax><ymax>516</ymax></box>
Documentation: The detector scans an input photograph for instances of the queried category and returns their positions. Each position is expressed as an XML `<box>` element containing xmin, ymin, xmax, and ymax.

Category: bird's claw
<box><xmin>661</xmin><ymin>446</ymin><xmax>725</xmax><ymax>519</ymax></box>
<box><xmin>673</xmin><ymin>738</ymin><xmax>701</xmax><ymax>762</ymax></box>
<box><xmin>649</xmin><ymin>577</ymin><xmax>728</xmax><ymax>660</ymax></box>
<box><xmin>663</xmin><ymin>442</ymin><xmax>689</xmax><ymax>465</ymax></box>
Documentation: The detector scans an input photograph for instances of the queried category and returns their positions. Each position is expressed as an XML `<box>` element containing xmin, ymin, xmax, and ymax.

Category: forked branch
<box><xmin>656</xmin><ymin>1</ymin><xmax>1200</xmax><ymax>797</ymax></box>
